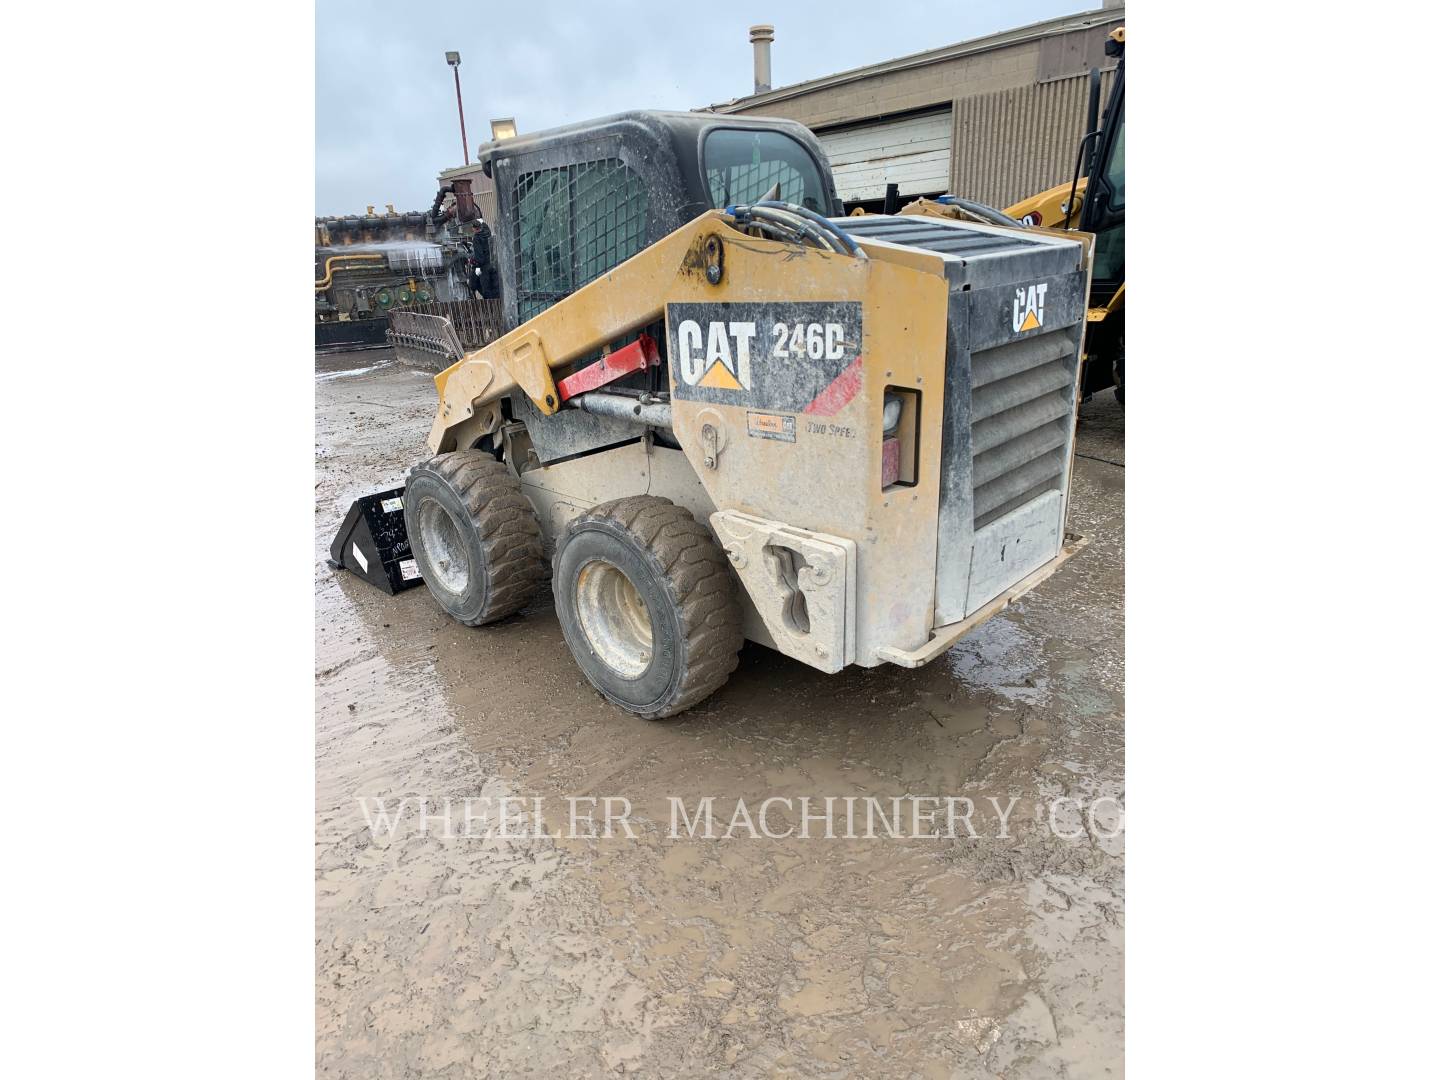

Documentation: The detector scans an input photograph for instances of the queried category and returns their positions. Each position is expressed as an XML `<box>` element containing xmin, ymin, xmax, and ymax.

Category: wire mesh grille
<box><xmin>513</xmin><ymin>158</ymin><xmax>648</xmax><ymax>323</ymax></box>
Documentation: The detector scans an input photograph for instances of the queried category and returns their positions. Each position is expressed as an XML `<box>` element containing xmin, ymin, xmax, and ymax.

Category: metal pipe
<box><xmin>429</xmin><ymin>183</ymin><xmax>452</xmax><ymax>222</ymax></box>
<box><xmin>451</xmin><ymin>177</ymin><xmax>477</xmax><ymax>223</ymax></box>
<box><xmin>1085</xmin><ymin>67</ymin><xmax>1102</xmax><ymax>148</ymax></box>
<box><xmin>570</xmin><ymin>391</ymin><xmax>673</xmax><ymax>429</ymax></box>
<box><xmin>1064</xmin><ymin>130</ymin><xmax>1103</xmax><ymax>230</ymax></box>
<box><xmin>749</xmin><ymin>24</ymin><xmax>774</xmax><ymax>94</ymax></box>
<box><xmin>315</xmin><ymin>253</ymin><xmax>384</xmax><ymax>290</ymax></box>
<box><xmin>452</xmin><ymin>64</ymin><xmax>469</xmax><ymax>165</ymax></box>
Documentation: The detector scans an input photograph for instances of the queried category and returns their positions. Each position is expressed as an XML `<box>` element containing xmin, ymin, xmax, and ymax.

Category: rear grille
<box><xmin>970</xmin><ymin>328</ymin><xmax>1078</xmax><ymax>530</ymax></box>
<box><xmin>831</xmin><ymin>212</ymin><xmax>1087</xmax><ymax>625</ymax></box>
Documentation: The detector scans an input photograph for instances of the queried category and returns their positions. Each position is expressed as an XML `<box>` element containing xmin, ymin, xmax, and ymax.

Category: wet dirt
<box><xmin>315</xmin><ymin>349</ymin><xmax>1125</xmax><ymax>1078</ymax></box>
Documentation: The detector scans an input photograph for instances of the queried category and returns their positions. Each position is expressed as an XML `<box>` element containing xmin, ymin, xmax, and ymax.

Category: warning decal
<box><xmin>746</xmin><ymin>411</ymin><xmax>796</xmax><ymax>443</ymax></box>
<box><xmin>667</xmin><ymin>301</ymin><xmax>862</xmax><ymax>413</ymax></box>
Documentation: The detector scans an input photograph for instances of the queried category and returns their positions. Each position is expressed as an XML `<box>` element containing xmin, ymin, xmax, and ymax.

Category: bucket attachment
<box><xmin>328</xmin><ymin>487</ymin><xmax>424</xmax><ymax>595</ymax></box>
<box><xmin>387</xmin><ymin>310</ymin><xmax>465</xmax><ymax>372</ymax></box>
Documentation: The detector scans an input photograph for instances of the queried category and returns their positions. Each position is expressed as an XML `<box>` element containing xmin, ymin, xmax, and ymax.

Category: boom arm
<box><xmin>429</xmin><ymin>211</ymin><xmax>735</xmax><ymax>452</ymax></box>
<box><xmin>428</xmin><ymin>210</ymin><xmax>918</xmax><ymax>454</ymax></box>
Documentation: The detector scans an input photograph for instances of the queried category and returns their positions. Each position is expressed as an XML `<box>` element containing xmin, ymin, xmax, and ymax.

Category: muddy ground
<box><xmin>315</xmin><ymin>348</ymin><xmax>1124</xmax><ymax>1078</ymax></box>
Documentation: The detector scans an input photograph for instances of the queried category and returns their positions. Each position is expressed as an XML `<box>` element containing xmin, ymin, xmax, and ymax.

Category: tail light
<box><xmin>881</xmin><ymin>388</ymin><xmax>919</xmax><ymax>490</ymax></box>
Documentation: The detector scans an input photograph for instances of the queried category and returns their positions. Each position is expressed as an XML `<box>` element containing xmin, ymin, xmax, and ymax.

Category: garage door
<box><xmin>817</xmin><ymin>109</ymin><xmax>953</xmax><ymax>203</ymax></box>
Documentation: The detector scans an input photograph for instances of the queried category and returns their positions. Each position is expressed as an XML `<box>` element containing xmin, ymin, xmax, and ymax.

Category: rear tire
<box><xmin>553</xmin><ymin>496</ymin><xmax>743</xmax><ymax>719</ymax></box>
<box><xmin>404</xmin><ymin>451</ymin><xmax>547</xmax><ymax>625</ymax></box>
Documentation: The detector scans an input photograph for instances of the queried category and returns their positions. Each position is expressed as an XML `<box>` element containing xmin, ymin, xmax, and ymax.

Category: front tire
<box><xmin>553</xmin><ymin>496</ymin><xmax>743</xmax><ymax>719</ymax></box>
<box><xmin>404</xmin><ymin>451</ymin><xmax>547</xmax><ymax>625</ymax></box>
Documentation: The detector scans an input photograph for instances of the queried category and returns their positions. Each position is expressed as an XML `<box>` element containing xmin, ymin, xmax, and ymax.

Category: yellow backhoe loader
<box><xmin>903</xmin><ymin>27</ymin><xmax>1124</xmax><ymax>405</ymax></box>
<box><xmin>1005</xmin><ymin>26</ymin><xmax>1124</xmax><ymax>404</ymax></box>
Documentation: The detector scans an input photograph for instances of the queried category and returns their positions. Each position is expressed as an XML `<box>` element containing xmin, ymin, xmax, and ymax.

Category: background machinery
<box><xmin>380</xmin><ymin>110</ymin><xmax>1092</xmax><ymax>718</ymax></box>
<box><xmin>314</xmin><ymin>179</ymin><xmax>501</xmax><ymax>352</ymax></box>
<box><xmin>891</xmin><ymin>27</ymin><xmax>1124</xmax><ymax>405</ymax></box>
<box><xmin>1002</xmin><ymin>26</ymin><xmax>1125</xmax><ymax>404</ymax></box>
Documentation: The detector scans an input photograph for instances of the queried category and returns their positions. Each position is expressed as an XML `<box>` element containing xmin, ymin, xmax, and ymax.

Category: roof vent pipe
<box><xmin>749</xmin><ymin>24</ymin><xmax>774</xmax><ymax>95</ymax></box>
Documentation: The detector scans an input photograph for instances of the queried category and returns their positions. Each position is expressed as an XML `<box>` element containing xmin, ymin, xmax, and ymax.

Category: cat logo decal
<box><xmin>1012</xmin><ymin>282</ymin><xmax>1048</xmax><ymax>333</ymax></box>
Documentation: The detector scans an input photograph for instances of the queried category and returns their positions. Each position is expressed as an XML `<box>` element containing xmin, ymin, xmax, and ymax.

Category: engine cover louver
<box><xmin>970</xmin><ymin>329</ymin><xmax>1077</xmax><ymax>530</ymax></box>
<box><xmin>833</xmin><ymin>214</ymin><xmax>1088</xmax><ymax>624</ymax></box>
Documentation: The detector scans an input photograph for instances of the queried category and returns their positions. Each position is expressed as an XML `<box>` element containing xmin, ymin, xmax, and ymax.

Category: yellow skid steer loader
<box><xmin>395</xmin><ymin>111</ymin><xmax>1091</xmax><ymax>718</ymax></box>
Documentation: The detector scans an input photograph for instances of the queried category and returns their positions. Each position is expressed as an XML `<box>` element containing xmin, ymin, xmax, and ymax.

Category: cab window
<box><xmin>1103</xmin><ymin>102</ymin><xmax>1124</xmax><ymax>210</ymax></box>
<box><xmin>1091</xmin><ymin>101</ymin><xmax>1124</xmax><ymax>281</ymax></box>
<box><xmin>704</xmin><ymin>129</ymin><xmax>827</xmax><ymax>212</ymax></box>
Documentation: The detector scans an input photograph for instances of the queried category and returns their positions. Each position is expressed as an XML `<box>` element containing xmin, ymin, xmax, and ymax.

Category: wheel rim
<box><xmin>574</xmin><ymin>559</ymin><xmax>653</xmax><ymax>678</ymax></box>
<box><xmin>417</xmin><ymin>497</ymin><xmax>470</xmax><ymax>594</ymax></box>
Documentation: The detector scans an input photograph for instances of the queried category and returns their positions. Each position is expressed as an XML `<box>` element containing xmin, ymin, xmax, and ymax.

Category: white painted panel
<box><xmin>818</xmin><ymin>110</ymin><xmax>953</xmax><ymax>202</ymax></box>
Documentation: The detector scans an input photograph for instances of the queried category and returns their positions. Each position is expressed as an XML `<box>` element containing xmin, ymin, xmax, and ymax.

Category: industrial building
<box><xmin>704</xmin><ymin>4</ymin><xmax>1123</xmax><ymax>212</ymax></box>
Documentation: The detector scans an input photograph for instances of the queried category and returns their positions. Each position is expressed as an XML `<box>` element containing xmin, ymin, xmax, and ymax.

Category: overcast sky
<box><xmin>315</xmin><ymin>0</ymin><xmax>1097</xmax><ymax>216</ymax></box>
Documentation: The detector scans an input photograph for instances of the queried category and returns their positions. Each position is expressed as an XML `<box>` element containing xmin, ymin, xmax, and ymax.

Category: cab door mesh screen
<box><xmin>514</xmin><ymin>159</ymin><xmax>647</xmax><ymax>322</ymax></box>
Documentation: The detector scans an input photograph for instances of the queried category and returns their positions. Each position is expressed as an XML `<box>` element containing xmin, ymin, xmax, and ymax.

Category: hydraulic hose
<box><xmin>726</xmin><ymin>200</ymin><xmax>867</xmax><ymax>259</ymax></box>
<box><xmin>747</xmin><ymin>206</ymin><xmax>842</xmax><ymax>252</ymax></box>
<box><xmin>936</xmin><ymin>195</ymin><xmax>1026</xmax><ymax>229</ymax></box>
<box><xmin>429</xmin><ymin>184</ymin><xmax>453</xmax><ymax>223</ymax></box>
<box><xmin>754</xmin><ymin>200</ymin><xmax>865</xmax><ymax>258</ymax></box>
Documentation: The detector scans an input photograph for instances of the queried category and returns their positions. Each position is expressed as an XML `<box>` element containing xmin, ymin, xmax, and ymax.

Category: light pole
<box><xmin>445</xmin><ymin>51</ymin><xmax>469</xmax><ymax>166</ymax></box>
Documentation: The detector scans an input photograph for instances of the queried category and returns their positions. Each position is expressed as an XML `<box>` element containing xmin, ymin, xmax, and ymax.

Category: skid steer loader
<box><xmin>398</xmin><ymin>111</ymin><xmax>1091</xmax><ymax>718</ymax></box>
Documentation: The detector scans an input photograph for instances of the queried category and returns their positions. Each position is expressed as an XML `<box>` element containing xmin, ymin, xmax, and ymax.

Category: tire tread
<box><xmin>408</xmin><ymin>451</ymin><xmax>547</xmax><ymax>625</ymax></box>
<box><xmin>558</xmin><ymin>496</ymin><xmax>743</xmax><ymax>719</ymax></box>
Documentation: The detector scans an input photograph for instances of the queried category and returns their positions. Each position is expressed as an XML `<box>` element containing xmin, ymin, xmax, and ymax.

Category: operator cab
<box><xmin>472</xmin><ymin>110</ymin><xmax>844</xmax><ymax>333</ymax></box>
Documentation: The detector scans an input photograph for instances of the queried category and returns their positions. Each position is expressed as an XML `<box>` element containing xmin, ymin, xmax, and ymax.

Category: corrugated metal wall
<box><xmin>951</xmin><ymin>69</ymin><xmax>1115</xmax><ymax>210</ymax></box>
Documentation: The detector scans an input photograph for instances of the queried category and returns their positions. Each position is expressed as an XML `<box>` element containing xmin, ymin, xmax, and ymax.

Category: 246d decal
<box><xmin>667</xmin><ymin>301</ymin><xmax>863</xmax><ymax>414</ymax></box>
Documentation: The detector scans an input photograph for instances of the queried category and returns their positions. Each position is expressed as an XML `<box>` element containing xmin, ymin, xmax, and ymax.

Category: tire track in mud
<box><xmin>315</xmin><ymin>356</ymin><xmax>1127</xmax><ymax>1077</ymax></box>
